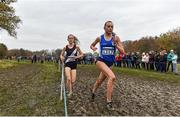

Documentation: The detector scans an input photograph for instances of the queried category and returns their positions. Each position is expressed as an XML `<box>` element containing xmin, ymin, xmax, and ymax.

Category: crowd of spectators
<box><xmin>115</xmin><ymin>49</ymin><xmax>178</xmax><ymax>75</ymax></box>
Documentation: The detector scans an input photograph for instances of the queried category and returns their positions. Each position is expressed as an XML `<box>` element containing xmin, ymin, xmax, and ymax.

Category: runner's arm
<box><xmin>60</xmin><ymin>47</ymin><xmax>66</xmax><ymax>62</ymax></box>
<box><xmin>114</xmin><ymin>36</ymin><xmax>125</xmax><ymax>54</ymax></box>
<box><xmin>75</xmin><ymin>46</ymin><xmax>84</xmax><ymax>59</ymax></box>
<box><xmin>90</xmin><ymin>37</ymin><xmax>100</xmax><ymax>52</ymax></box>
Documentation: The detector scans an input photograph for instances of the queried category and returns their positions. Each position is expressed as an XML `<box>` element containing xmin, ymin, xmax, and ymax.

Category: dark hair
<box><xmin>104</xmin><ymin>20</ymin><xmax>113</xmax><ymax>28</ymax></box>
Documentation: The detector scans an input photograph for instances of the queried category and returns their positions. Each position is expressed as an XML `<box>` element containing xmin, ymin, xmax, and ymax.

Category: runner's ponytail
<box><xmin>74</xmin><ymin>36</ymin><xmax>80</xmax><ymax>45</ymax></box>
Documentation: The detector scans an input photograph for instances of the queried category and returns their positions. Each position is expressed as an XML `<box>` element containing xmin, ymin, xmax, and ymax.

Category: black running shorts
<box><xmin>95</xmin><ymin>57</ymin><xmax>114</xmax><ymax>67</ymax></box>
<box><xmin>65</xmin><ymin>61</ymin><xmax>77</xmax><ymax>70</ymax></box>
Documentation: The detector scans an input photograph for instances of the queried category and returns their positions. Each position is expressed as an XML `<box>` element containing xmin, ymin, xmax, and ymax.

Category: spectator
<box><xmin>141</xmin><ymin>52</ymin><xmax>146</xmax><ymax>69</ymax></box>
<box><xmin>159</xmin><ymin>50</ymin><xmax>166</xmax><ymax>72</ymax></box>
<box><xmin>144</xmin><ymin>53</ymin><xmax>149</xmax><ymax>70</ymax></box>
<box><xmin>149</xmin><ymin>51</ymin><xmax>155</xmax><ymax>70</ymax></box>
<box><xmin>154</xmin><ymin>51</ymin><xmax>160</xmax><ymax>71</ymax></box>
<box><xmin>134</xmin><ymin>52</ymin><xmax>141</xmax><ymax>69</ymax></box>
<box><xmin>172</xmin><ymin>51</ymin><xmax>178</xmax><ymax>75</ymax></box>
<box><xmin>167</xmin><ymin>49</ymin><xmax>174</xmax><ymax>72</ymax></box>
<box><xmin>115</xmin><ymin>53</ymin><xmax>122</xmax><ymax>67</ymax></box>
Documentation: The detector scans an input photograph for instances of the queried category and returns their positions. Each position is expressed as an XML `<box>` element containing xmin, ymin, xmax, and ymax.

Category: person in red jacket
<box><xmin>115</xmin><ymin>53</ymin><xmax>122</xmax><ymax>67</ymax></box>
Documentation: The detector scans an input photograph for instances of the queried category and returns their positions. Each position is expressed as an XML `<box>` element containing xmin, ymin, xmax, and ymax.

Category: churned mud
<box><xmin>67</xmin><ymin>65</ymin><xmax>180</xmax><ymax>116</ymax></box>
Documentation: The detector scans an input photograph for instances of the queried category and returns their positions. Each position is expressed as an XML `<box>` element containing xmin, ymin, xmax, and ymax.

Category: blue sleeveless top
<box><xmin>99</xmin><ymin>34</ymin><xmax>116</xmax><ymax>62</ymax></box>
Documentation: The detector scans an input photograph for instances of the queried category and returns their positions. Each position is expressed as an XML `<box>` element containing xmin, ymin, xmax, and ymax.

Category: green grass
<box><xmin>79</xmin><ymin>64</ymin><xmax>180</xmax><ymax>84</ymax></box>
<box><xmin>0</xmin><ymin>62</ymin><xmax>64</xmax><ymax>116</ymax></box>
<box><xmin>115</xmin><ymin>64</ymin><xmax>180</xmax><ymax>84</ymax></box>
<box><xmin>0</xmin><ymin>60</ymin><xmax>18</xmax><ymax>68</ymax></box>
<box><xmin>0</xmin><ymin>60</ymin><xmax>31</xmax><ymax>69</ymax></box>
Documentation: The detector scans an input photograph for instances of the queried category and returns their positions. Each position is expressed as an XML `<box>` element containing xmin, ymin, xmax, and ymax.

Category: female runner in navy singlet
<box><xmin>90</xmin><ymin>21</ymin><xmax>125</xmax><ymax>109</ymax></box>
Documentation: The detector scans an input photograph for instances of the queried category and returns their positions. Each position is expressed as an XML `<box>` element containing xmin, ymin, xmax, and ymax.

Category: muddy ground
<box><xmin>0</xmin><ymin>64</ymin><xmax>63</xmax><ymax>116</ymax></box>
<box><xmin>0</xmin><ymin>64</ymin><xmax>180</xmax><ymax>116</ymax></box>
<box><xmin>68</xmin><ymin>66</ymin><xmax>180</xmax><ymax>116</ymax></box>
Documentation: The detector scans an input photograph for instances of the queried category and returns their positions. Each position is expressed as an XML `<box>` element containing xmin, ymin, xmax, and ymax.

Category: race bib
<box><xmin>102</xmin><ymin>47</ymin><xmax>115</xmax><ymax>55</ymax></box>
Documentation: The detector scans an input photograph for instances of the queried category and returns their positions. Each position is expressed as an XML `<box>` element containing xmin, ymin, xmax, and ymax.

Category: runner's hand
<box><xmin>60</xmin><ymin>56</ymin><xmax>65</xmax><ymax>62</ymax></box>
<box><xmin>74</xmin><ymin>56</ymin><xmax>78</xmax><ymax>59</ymax></box>
<box><xmin>113</xmin><ymin>38</ymin><xmax>118</xmax><ymax>46</ymax></box>
<box><xmin>91</xmin><ymin>46</ymin><xmax>97</xmax><ymax>51</ymax></box>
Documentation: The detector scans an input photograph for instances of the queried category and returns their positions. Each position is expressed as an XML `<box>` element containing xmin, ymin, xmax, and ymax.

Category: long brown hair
<box><xmin>67</xmin><ymin>34</ymin><xmax>80</xmax><ymax>45</ymax></box>
<box><xmin>104</xmin><ymin>21</ymin><xmax>116</xmax><ymax>42</ymax></box>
